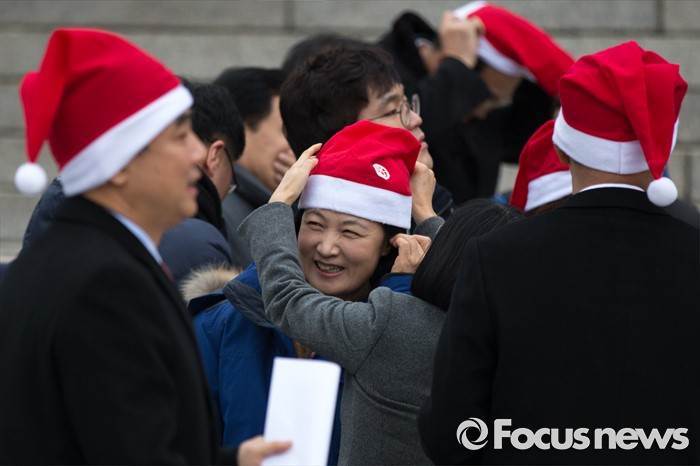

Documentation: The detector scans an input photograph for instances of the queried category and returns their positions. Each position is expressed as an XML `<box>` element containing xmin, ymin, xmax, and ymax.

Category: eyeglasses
<box><xmin>367</xmin><ymin>93</ymin><xmax>420</xmax><ymax>129</ymax></box>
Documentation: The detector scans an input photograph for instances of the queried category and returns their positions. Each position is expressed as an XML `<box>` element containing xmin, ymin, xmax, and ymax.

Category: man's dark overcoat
<box><xmin>419</xmin><ymin>188</ymin><xmax>700</xmax><ymax>464</ymax></box>
<box><xmin>0</xmin><ymin>196</ymin><xmax>232</xmax><ymax>464</ymax></box>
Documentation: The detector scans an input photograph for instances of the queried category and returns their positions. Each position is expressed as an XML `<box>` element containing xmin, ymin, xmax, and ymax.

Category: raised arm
<box><xmin>239</xmin><ymin>202</ymin><xmax>395</xmax><ymax>374</ymax></box>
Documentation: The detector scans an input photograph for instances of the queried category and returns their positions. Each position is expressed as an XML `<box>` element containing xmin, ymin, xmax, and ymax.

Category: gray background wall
<box><xmin>1</xmin><ymin>0</ymin><xmax>698</xmax><ymax>260</ymax></box>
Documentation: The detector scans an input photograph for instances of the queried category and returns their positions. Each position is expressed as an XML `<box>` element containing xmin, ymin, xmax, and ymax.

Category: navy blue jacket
<box><xmin>159</xmin><ymin>219</ymin><xmax>232</xmax><ymax>286</ymax></box>
<box><xmin>190</xmin><ymin>264</ymin><xmax>412</xmax><ymax>464</ymax></box>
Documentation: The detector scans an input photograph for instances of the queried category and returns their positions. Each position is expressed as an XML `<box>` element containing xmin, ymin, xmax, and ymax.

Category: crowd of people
<box><xmin>1</xmin><ymin>1</ymin><xmax>699</xmax><ymax>465</ymax></box>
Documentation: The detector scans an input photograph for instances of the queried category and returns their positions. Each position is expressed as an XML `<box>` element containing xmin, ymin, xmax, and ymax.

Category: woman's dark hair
<box><xmin>369</xmin><ymin>224</ymin><xmax>403</xmax><ymax>288</ymax></box>
<box><xmin>412</xmin><ymin>199</ymin><xmax>522</xmax><ymax>310</ymax></box>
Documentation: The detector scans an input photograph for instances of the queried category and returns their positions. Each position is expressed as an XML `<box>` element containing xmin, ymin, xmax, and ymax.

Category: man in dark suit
<box><xmin>0</xmin><ymin>28</ymin><xmax>288</xmax><ymax>465</ymax></box>
<box><xmin>419</xmin><ymin>41</ymin><xmax>700</xmax><ymax>464</ymax></box>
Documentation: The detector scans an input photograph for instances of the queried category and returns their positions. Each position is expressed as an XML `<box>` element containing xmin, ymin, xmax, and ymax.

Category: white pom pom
<box><xmin>647</xmin><ymin>176</ymin><xmax>677</xmax><ymax>207</ymax></box>
<box><xmin>14</xmin><ymin>162</ymin><xmax>48</xmax><ymax>195</ymax></box>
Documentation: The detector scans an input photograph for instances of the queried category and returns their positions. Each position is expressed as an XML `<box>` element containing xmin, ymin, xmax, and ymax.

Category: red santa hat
<box><xmin>299</xmin><ymin>120</ymin><xmax>420</xmax><ymax>229</ymax></box>
<box><xmin>510</xmin><ymin>120</ymin><xmax>571</xmax><ymax>212</ymax></box>
<box><xmin>453</xmin><ymin>1</ymin><xmax>574</xmax><ymax>97</ymax></box>
<box><xmin>552</xmin><ymin>41</ymin><xmax>687</xmax><ymax>207</ymax></box>
<box><xmin>16</xmin><ymin>28</ymin><xmax>192</xmax><ymax>196</ymax></box>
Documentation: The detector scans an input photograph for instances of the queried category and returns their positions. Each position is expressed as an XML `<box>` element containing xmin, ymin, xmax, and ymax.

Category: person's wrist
<box><xmin>443</xmin><ymin>51</ymin><xmax>477</xmax><ymax>69</ymax></box>
<box><xmin>269</xmin><ymin>190</ymin><xmax>295</xmax><ymax>205</ymax></box>
<box><xmin>413</xmin><ymin>206</ymin><xmax>437</xmax><ymax>224</ymax></box>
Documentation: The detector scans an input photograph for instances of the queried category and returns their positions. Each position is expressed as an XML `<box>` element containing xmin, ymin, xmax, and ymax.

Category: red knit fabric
<box><xmin>311</xmin><ymin>121</ymin><xmax>420</xmax><ymax>196</ymax></box>
<box><xmin>461</xmin><ymin>2</ymin><xmax>574</xmax><ymax>97</ymax></box>
<box><xmin>510</xmin><ymin>120</ymin><xmax>569</xmax><ymax>210</ymax></box>
<box><xmin>559</xmin><ymin>41</ymin><xmax>687</xmax><ymax>179</ymax></box>
<box><xmin>20</xmin><ymin>28</ymin><xmax>180</xmax><ymax>168</ymax></box>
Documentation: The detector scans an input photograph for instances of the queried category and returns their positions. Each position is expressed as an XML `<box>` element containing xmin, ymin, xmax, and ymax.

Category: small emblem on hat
<box><xmin>373</xmin><ymin>163</ymin><xmax>390</xmax><ymax>180</ymax></box>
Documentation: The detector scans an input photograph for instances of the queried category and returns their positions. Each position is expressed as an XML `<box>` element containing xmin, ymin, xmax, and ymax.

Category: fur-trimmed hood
<box><xmin>180</xmin><ymin>264</ymin><xmax>240</xmax><ymax>303</ymax></box>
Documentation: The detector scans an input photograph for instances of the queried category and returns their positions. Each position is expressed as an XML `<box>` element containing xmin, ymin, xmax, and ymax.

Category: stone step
<box><xmin>0</xmin><ymin>30</ymin><xmax>305</xmax><ymax>84</ymax></box>
<box><xmin>0</xmin><ymin>0</ymin><xmax>288</xmax><ymax>29</ymax></box>
<box><xmin>0</xmin><ymin>192</ymin><xmax>40</xmax><ymax>240</ymax></box>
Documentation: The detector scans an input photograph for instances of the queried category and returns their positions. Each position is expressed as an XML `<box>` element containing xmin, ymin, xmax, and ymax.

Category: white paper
<box><xmin>262</xmin><ymin>357</ymin><xmax>341</xmax><ymax>466</ymax></box>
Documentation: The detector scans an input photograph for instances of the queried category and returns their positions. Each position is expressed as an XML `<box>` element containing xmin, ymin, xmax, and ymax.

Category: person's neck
<box><xmin>236</xmin><ymin>154</ymin><xmax>276</xmax><ymax>192</ymax></box>
<box><xmin>570</xmin><ymin>163</ymin><xmax>652</xmax><ymax>194</ymax></box>
<box><xmin>83</xmin><ymin>190</ymin><xmax>166</xmax><ymax>245</ymax></box>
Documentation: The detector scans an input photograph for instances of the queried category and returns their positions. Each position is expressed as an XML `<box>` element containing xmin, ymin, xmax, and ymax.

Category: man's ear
<box><xmin>554</xmin><ymin>145</ymin><xmax>570</xmax><ymax>166</ymax></box>
<box><xmin>203</xmin><ymin>140</ymin><xmax>226</xmax><ymax>177</ymax></box>
<box><xmin>109</xmin><ymin>165</ymin><xmax>130</xmax><ymax>187</ymax></box>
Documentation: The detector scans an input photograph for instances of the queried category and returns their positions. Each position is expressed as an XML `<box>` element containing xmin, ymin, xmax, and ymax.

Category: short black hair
<box><xmin>184</xmin><ymin>80</ymin><xmax>245</xmax><ymax>161</ymax></box>
<box><xmin>280</xmin><ymin>45</ymin><xmax>401</xmax><ymax>156</ymax></box>
<box><xmin>281</xmin><ymin>33</ymin><xmax>367</xmax><ymax>76</ymax></box>
<box><xmin>412</xmin><ymin>200</ymin><xmax>523</xmax><ymax>311</ymax></box>
<box><xmin>214</xmin><ymin>67</ymin><xmax>284</xmax><ymax>130</ymax></box>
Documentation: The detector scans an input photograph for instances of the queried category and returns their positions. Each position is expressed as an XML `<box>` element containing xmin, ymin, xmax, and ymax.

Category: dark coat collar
<box><xmin>194</xmin><ymin>170</ymin><xmax>227</xmax><ymax>236</ymax></box>
<box><xmin>563</xmin><ymin>187</ymin><xmax>668</xmax><ymax>216</ymax></box>
<box><xmin>233</xmin><ymin>164</ymin><xmax>272</xmax><ymax>209</ymax></box>
<box><xmin>55</xmin><ymin>196</ymin><xmax>188</xmax><ymax>318</ymax></box>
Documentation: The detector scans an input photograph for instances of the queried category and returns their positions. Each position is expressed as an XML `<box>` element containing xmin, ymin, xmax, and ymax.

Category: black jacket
<box><xmin>0</xmin><ymin>197</ymin><xmax>235</xmax><ymax>465</ymax></box>
<box><xmin>194</xmin><ymin>171</ymin><xmax>228</xmax><ymax>237</ymax></box>
<box><xmin>222</xmin><ymin>165</ymin><xmax>272</xmax><ymax>268</ymax></box>
<box><xmin>22</xmin><ymin>176</ymin><xmax>65</xmax><ymax>249</ymax></box>
<box><xmin>419</xmin><ymin>188</ymin><xmax>700</xmax><ymax>464</ymax></box>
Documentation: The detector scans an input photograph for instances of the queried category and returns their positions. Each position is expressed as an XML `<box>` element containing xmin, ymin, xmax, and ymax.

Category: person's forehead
<box><xmin>374</xmin><ymin>84</ymin><xmax>404</xmax><ymax>105</ymax></box>
<box><xmin>306</xmin><ymin>208</ymin><xmax>374</xmax><ymax>227</ymax></box>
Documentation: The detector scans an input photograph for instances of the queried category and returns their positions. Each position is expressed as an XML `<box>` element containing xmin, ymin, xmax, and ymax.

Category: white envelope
<box><xmin>262</xmin><ymin>357</ymin><xmax>341</xmax><ymax>466</ymax></box>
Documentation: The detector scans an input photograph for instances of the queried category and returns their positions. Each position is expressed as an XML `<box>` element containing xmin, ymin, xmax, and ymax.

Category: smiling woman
<box><xmin>234</xmin><ymin>120</ymin><xmax>522</xmax><ymax>465</ymax></box>
<box><xmin>298</xmin><ymin>208</ymin><xmax>391</xmax><ymax>302</ymax></box>
<box><xmin>188</xmin><ymin>120</ymin><xmax>427</xmax><ymax>463</ymax></box>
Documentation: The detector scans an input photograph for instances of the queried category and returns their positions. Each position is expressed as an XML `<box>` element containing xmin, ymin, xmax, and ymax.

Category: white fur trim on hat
<box><xmin>525</xmin><ymin>170</ymin><xmax>572</xmax><ymax>212</ymax></box>
<box><xmin>299</xmin><ymin>174</ymin><xmax>412</xmax><ymax>229</ymax></box>
<box><xmin>60</xmin><ymin>85</ymin><xmax>193</xmax><ymax>196</ymax></box>
<box><xmin>454</xmin><ymin>1</ymin><xmax>535</xmax><ymax>81</ymax></box>
<box><xmin>478</xmin><ymin>37</ymin><xmax>536</xmax><ymax>81</ymax></box>
<box><xmin>454</xmin><ymin>0</ymin><xmax>488</xmax><ymax>18</ymax></box>
<box><xmin>553</xmin><ymin>111</ymin><xmax>671</xmax><ymax>175</ymax></box>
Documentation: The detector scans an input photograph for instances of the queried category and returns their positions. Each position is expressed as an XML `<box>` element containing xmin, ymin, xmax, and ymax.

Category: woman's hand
<box><xmin>411</xmin><ymin>161</ymin><xmax>437</xmax><ymax>224</ymax></box>
<box><xmin>439</xmin><ymin>12</ymin><xmax>483</xmax><ymax>69</ymax></box>
<box><xmin>390</xmin><ymin>234</ymin><xmax>432</xmax><ymax>274</ymax></box>
<box><xmin>237</xmin><ymin>436</ymin><xmax>292</xmax><ymax>466</ymax></box>
<box><xmin>269</xmin><ymin>143</ymin><xmax>322</xmax><ymax>205</ymax></box>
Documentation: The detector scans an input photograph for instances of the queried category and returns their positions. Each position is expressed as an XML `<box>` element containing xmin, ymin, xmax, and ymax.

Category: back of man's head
<box><xmin>281</xmin><ymin>33</ymin><xmax>367</xmax><ymax>76</ymax></box>
<box><xmin>214</xmin><ymin>67</ymin><xmax>284</xmax><ymax>131</ymax></box>
<box><xmin>186</xmin><ymin>80</ymin><xmax>245</xmax><ymax>161</ymax></box>
<box><xmin>280</xmin><ymin>45</ymin><xmax>401</xmax><ymax>156</ymax></box>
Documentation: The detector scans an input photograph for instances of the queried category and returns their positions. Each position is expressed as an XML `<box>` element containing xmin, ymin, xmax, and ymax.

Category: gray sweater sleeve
<box><xmin>414</xmin><ymin>215</ymin><xmax>444</xmax><ymax>240</ymax></box>
<box><xmin>238</xmin><ymin>202</ymin><xmax>395</xmax><ymax>374</ymax></box>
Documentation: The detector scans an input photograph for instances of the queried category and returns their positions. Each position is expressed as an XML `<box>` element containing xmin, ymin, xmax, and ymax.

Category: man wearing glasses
<box><xmin>281</xmin><ymin>45</ymin><xmax>454</xmax><ymax>221</ymax></box>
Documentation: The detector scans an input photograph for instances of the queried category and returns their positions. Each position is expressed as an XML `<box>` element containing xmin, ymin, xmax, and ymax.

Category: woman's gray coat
<box><xmin>239</xmin><ymin>202</ymin><xmax>445</xmax><ymax>465</ymax></box>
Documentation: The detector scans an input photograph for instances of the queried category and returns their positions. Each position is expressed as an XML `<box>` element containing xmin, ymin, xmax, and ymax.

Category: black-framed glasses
<box><xmin>367</xmin><ymin>93</ymin><xmax>420</xmax><ymax>129</ymax></box>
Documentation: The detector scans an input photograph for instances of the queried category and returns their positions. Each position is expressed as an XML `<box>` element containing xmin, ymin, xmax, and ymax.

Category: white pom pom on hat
<box><xmin>647</xmin><ymin>176</ymin><xmax>677</xmax><ymax>207</ymax></box>
<box><xmin>14</xmin><ymin>162</ymin><xmax>48</xmax><ymax>195</ymax></box>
